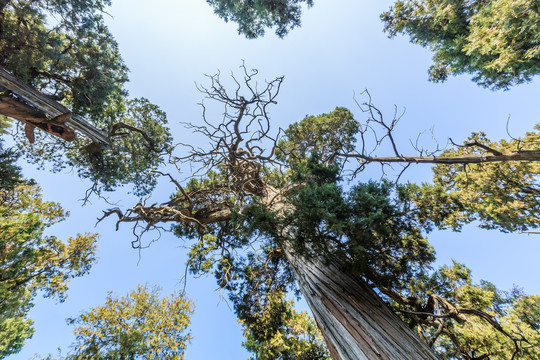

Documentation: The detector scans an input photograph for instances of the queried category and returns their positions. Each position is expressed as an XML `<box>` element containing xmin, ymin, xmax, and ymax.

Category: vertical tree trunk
<box><xmin>284</xmin><ymin>248</ymin><xmax>440</xmax><ymax>360</ymax></box>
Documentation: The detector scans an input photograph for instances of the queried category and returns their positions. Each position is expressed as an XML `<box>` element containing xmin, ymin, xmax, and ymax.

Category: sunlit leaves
<box><xmin>241</xmin><ymin>290</ymin><xmax>330</xmax><ymax>360</ymax></box>
<box><xmin>0</xmin><ymin>182</ymin><xmax>98</xmax><ymax>358</ymax></box>
<box><xmin>276</xmin><ymin>107</ymin><xmax>359</xmax><ymax>167</ymax></box>
<box><xmin>63</xmin><ymin>285</ymin><xmax>193</xmax><ymax>360</ymax></box>
<box><xmin>411</xmin><ymin>126</ymin><xmax>540</xmax><ymax>232</ymax></box>
<box><xmin>382</xmin><ymin>0</ymin><xmax>540</xmax><ymax>89</ymax></box>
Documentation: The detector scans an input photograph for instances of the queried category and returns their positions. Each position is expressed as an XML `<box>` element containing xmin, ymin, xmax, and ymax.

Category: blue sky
<box><xmin>9</xmin><ymin>0</ymin><xmax>540</xmax><ymax>358</ymax></box>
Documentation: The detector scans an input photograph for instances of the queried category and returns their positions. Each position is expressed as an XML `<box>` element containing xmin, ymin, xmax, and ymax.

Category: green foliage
<box><xmin>182</xmin><ymin>212</ymin><xmax>326</xmax><ymax>359</ymax></box>
<box><xmin>2</xmin><ymin>0</ymin><xmax>172</xmax><ymax>195</ymax></box>
<box><xmin>286</xmin><ymin>156</ymin><xmax>435</xmax><ymax>289</ymax></box>
<box><xmin>206</xmin><ymin>0</ymin><xmax>313</xmax><ymax>38</ymax></box>
<box><xmin>0</xmin><ymin>181</ymin><xmax>98</xmax><ymax>358</ymax></box>
<box><xmin>16</xmin><ymin>98</ymin><xmax>172</xmax><ymax>196</ymax></box>
<box><xmin>381</xmin><ymin>0</ymin><xmax>540</xmax><ymax>89</ymax></box>
<box><xmin>241</xmin><ymin>290</ymin><xmax>330</xmax><ymax>360</ymax></box>
<box><xmin>170</xmin><ymin>103</ymin><xmax>540</xmax><ymax>358</ymax></box>
<box><xmin>276</xmin><ymin>107</ymin><xmax>359</xmax><ymax>167</ymax></box>
<box><xmin>398</xmin><ymin>262</ymin><xmax>540</xmax><ymax>359</ymax></box>
<box><xmin>0</xmin><ymin>116</ymin><xmax>11</xmax><ymax>134</ymax></box>
<box><xmin>0</xmin><ymin>141</ymin><xmax>23</xmax><ymax>191</ymax></box>
<box><xmin>0</xmin><ymin>0</ymin><xmax>126</xmax><ymax>118</ymax></box>
<box><xmin>36</xmin><ymin>285</ymin><xmax>193</xmax><ymax>360</ymax></box>
<box><xmin>409</xmin><ymin>127</ymin><xmax>540</xmax><ymax>232</ymax></box>
<box><xmin>60</xmin><ymin>285</ymin><xmax>193</xmax><ymax>360</ymax></box>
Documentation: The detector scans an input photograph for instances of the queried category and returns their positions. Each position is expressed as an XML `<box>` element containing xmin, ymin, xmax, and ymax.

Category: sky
<box><xmin>8</xmin><ymin>0</ymin><xmax>540</xmax><ymax>359</ymax></box>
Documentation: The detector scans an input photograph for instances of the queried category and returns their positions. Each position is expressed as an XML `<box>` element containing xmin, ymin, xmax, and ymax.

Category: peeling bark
<box><xmin>284</xmin><ymin>249</ymin><xmax>440</xmax><ymax>360</ymax></box>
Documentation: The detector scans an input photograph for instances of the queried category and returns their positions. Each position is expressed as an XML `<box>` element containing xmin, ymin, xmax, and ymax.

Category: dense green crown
<box><xmin>58</xmin><ymin>285</ymin><xmax>193</xmax><ymax>360</ymax></box>
<box><xmin>206</xmin><ymin>0</ymin><xmax>313</xmax><ymax>38</ymax></box>
<box><xmin>382</xmin><ymin>0</ymin><xmax>540</xmax><ymax>89</ymax></box>
<box><xmin>409</xmin><ymin>126</ymin><xmax>540</xmax><ymax>232</ymax></box>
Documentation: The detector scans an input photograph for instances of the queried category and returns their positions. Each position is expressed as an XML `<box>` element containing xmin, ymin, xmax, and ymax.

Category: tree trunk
<box><xmin>283</xmin><ymin>247</ymin><xmax>440</xmax><ymax>360</ymax></box>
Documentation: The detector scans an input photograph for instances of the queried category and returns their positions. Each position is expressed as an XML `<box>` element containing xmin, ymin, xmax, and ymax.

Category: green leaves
<box><xmin>399</xmin><ymin>262</ymin><xmax>540</xmax><ymax>359</ymax></box>
<box><xmin>64</xmin><ymin>285</ymin><xmax>193</xmax><ymax>360</ymax></box>
<box><xmin>2</xmin><ymin>1</ymin><xmax>173</xmax><ymax>195</ymax></box>
<box><xmin>287</xmin><ymin>160</ymin><xmax>435</xmax><ymax>289</ymax></box>
<box><xmin>0</xmin><ymin>182</ymin><xmax>98</xmax><ymax>358</ymax></box>
<box><xmin>277</xmin><ymin>107</ymin><xmax>359</xmax><ymax>167</ymax></box>
<box><xmin>241</xmin><ymin>290</ymin><xmax>330</xmax><ymax>360</ymax></box>
<box><xmin>206</xmin><ymin>0</ymin><xmax>313</xmax><ymax>38</ymax></box>
<box><xmin>382</xmin><ymin>0</ymin><xmax>540</xmax><ymax>89</ymax></box>
<box><xmin>410</xmin><ymin>127</ymin><xmax>540</xmax><ymax>232</ymax></box>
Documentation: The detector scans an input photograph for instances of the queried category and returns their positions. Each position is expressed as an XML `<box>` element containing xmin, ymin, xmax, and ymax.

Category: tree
<box><xmin>206</xmin><ymin>0</ymin><xmax>313</xmax><ymax>38</ymax></box>
<box><xmin>240</xmin><ymin>290</ymin><xmax>330</xmax><ymax>359</ymax></box>
<box><xmin>206</xmin><ymin>0</ymin><xmax>540</xmax><ymax>89</ymax></box>
<box><xmin>335</xmin><ymin>97</ymin><xmax>539</xmax><ymax>232</ymax></box>
<box><xmin>0</xmin><ymin>0</ymin><xmax>172</xmax><ymax>196</ymax></box>
<box><xmin>0</xmin><ymin>144</ymin><xmax>98</xmax><ymax>358</ymax></box>
<box><xmin>381</xmin><ymin>0</ymin><xmax>540</xmax><ymax>90</ymax></box>
<box><xmin>38</xmin><ymin>284</ymin><xmax>194</xmax><ymax>360</ymax></box>
<box><xmin>103</xmin><ymin>68</ymin><xmax>540</xmax><ymax>359</ymax></box>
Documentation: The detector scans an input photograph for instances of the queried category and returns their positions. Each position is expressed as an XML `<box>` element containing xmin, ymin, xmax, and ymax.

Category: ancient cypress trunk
<box><xmin>283</xmin><ymin>247</ymin><xmax>440</xmax><ymax>360</ymax></box>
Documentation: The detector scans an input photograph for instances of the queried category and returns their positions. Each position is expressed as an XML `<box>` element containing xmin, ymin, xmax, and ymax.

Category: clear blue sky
<box><xmin>9</xmin><ymin>0</ymin><xmax>540</xmax><ymax>358</ymax></box>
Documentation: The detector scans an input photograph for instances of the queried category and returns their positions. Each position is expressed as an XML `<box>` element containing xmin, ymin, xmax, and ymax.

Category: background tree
<box><xmin>103</xmin><ymin>68</ymin><xmax>540</xmax><ymax>359</ymax></box>
<box><xmin>381</xmin><ymin>0</ymin><xmax>540</xmax><ymax>89</ymax></box>
<box><xmin>0</xmin><ymin>0</ymin><xmax>172</xmax><ymax>195</ymax></box>
<box><xmin>207</xmin><ymin>0</ymin><xmax>540</xmax><ymax>90</ymax></box>
<box><xmin>206</xmin><ymin>0</ymin><xmax>313</xmax><ymax>38</ymax></box>
<box><xmin>0</xmin><ymin>143</ymin><xmax>98</xmax><ymax>358</ymax></box>
<box><xmin>38</xmin><ymin>285</ymin><xmax>194</xmax><ymax>360</ymax></box>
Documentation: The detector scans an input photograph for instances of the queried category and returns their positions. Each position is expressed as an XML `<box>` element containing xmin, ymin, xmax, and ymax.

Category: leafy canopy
<box><xmin>206</xmin><ymin>0</ymin><xmax>313</xmax><ymax>38</ymax></box>
<box><xmin>1</xmin><ymin>0</ymin><xmax>172</xmax><ymax>195</ymax></box>
<box><xmin>394</xmin><ymin>261</ymin><xmax>540</xmax><ymax>359</ymax></box>
<box><xmin>176</xmin><ymin>102</ymin><xmax>539</xmax><ymax>358</ymax></box>
<box><xmin>381</xmin><ymin>0</ymin><xmax>540</xmax><ymax>89</ymax></box>
<box><xmin>44</xmin><ymin>285</ymin><xmax>194</xmax><ymax>360</ymax></box>
<box><xmin>409</xmin><ymin>126</ymin><xmax>540</xmax><ymax>232</ymax></box>
<box><xmin>0</xmin><ymin>148</ymin><xmax>97</xmax><ymax>358</ymax></box>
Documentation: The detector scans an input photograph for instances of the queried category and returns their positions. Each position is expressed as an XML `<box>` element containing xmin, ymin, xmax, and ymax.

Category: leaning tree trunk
<box><xmin>283</xmin><ymin>247</ymin><xmax>440</xmax><ymax>360</ymax></box>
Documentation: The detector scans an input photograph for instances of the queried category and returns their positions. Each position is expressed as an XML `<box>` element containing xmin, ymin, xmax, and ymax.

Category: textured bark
<box><xmin>341</xmin><ymin>150</ymin><xmax>540</xmax><ymax>164</ymax></box>
<box><xmin>0</xmin><ymin>66</ymin><xmax>109</xmax><ymax>145</ymax></box>
<box><xmin>0</xmin><ymin>93</ymin><xmax>76</xmax><ymax>141</ymax></box>
<box><xmin>284</xmin><ymin>247</ymin><xmax>440</xmax><ymax>360</ymax></box>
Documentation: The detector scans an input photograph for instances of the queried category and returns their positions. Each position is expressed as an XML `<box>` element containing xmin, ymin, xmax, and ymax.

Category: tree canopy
<box><xmin>37</xmin><ymin>285</ymin><xmax>194</xmax><ymax>360</ymax></box>
<box><xmin>206</xmin><ymin>0</ymin><xmax>540</xmax><ymax>89</ymax></box>
<box><xmin>0</xmin><ymin>142</ymin><xmax>98</xmax><ymax>358</ymax></box>
<box><xmin>0</xmin><ymin>0</ymin><xmax>172</xmax><ymax>196</ymax></box>
<box><xmin>206</xmin><ymin>0</ymin><xmax>313</xmax><ymax>38</ymax></box>
<box><xmin>104</xmin><ymin>69</ymin><xmax>540</xmax><ymax>359</ymax></box>
<box><xmin>381</xmin><ymin>0</ymin><xmax>540</xmax><ymax>89</ymax></box>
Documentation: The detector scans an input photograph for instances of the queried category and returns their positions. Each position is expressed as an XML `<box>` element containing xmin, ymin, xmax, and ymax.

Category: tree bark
<box><xmin>283</xmin><ymin>246</ymin><xmax>440</xmax><ymax>360</ymax></box>
<box><xmin>0</xmin><ymin>66</ymin><xmax>110</xmax><ymax>146</ymax></box>
<box><xmin>340</xmin><ymin>150</ymin><xmax>540</xmax><ymax>165</ymax></box>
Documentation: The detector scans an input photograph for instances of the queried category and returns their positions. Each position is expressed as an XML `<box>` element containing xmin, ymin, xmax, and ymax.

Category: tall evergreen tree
<box><xmin>104</xmin><ymin>69</ymin><xmax>540</xmax><ymax>359</ymax></box>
